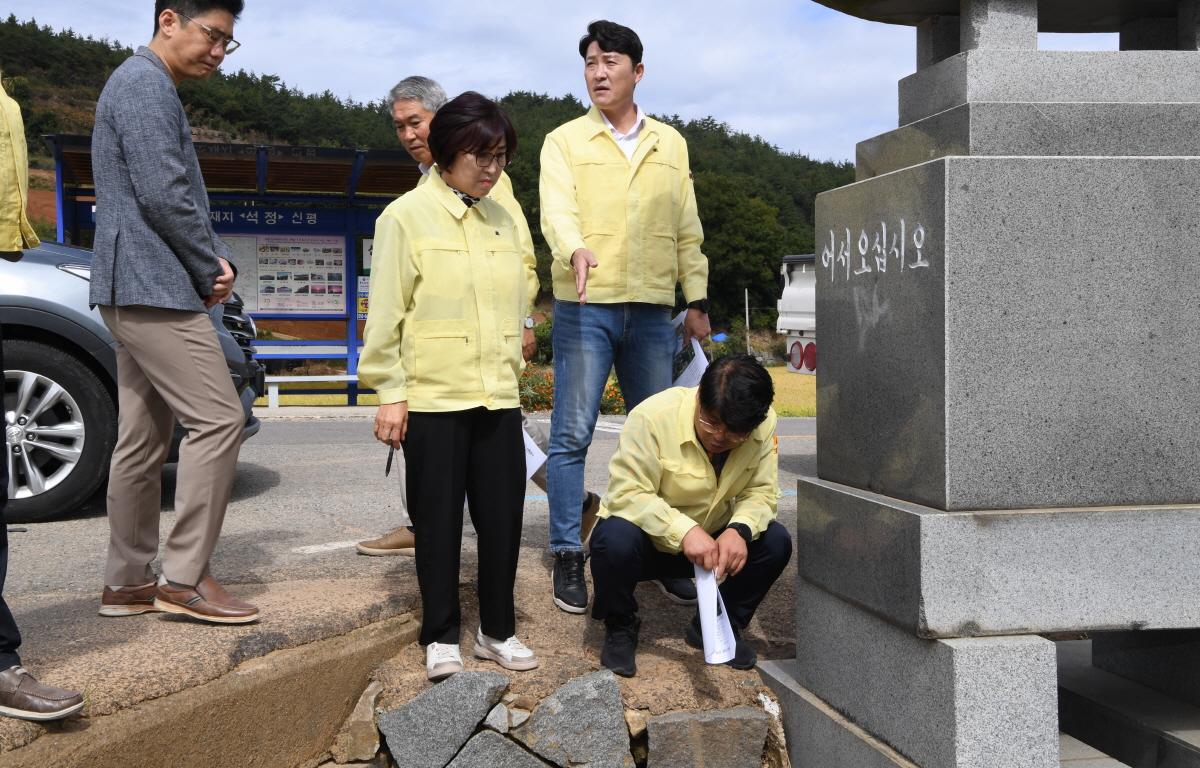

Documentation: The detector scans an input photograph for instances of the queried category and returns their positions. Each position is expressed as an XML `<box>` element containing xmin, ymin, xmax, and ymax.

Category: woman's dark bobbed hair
<box><xmin>428</xmin><ymin>91</ymin><xmax>517</xmax><ymax>171</ymax></box>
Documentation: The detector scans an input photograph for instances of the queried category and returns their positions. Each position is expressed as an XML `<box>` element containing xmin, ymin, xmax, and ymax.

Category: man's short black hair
<box><xmin>698</xmin><ymin>355</ymin><xmax>774</xmax><ymax>435</ymax></box>
<box><xmin>578</xmin><ymin>20</ymin><xmax>643</xmax><ymax>65</ymax></box>
<box><xmin>154</xmin><ymin>1</ymin><xmax>245</xmax><ymax>36</ymax></box>
<box><xmin>428</xmin><ymin>91</ymin><xmax>518</xmax><ymax>172</ymax></box>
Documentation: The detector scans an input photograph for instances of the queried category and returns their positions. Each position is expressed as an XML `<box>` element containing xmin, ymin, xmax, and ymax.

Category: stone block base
<box><xmin>758</xmin><ymin>660</ymin><xmax>918</xmax><ymax>768</ymax></box>
<box><xmin>797</xmin><ymin>476</ymin><xmax>1200</xmax><ymax>637</ymax></box>
<box><xmin>791</xmin><ymin>579</ymin><xmax>1058</xmax><ymax>768</ymax></box>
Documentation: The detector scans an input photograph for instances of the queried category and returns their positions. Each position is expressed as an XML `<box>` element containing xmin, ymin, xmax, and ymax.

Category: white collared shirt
<box><xmin>418</xmin><ymin>162</ymin><xmax>431</xmax><ymax>176</ymax></box>
<box><xmin>600</xmin><ymin>105</ymin><xmax>646</xmax><ymax>161</ymax></box>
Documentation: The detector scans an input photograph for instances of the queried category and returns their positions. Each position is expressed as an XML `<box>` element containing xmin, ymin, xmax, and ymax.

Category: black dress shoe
<box><xmin>684</xmin><ymin>615</ymin><xmax>757</xmax><ymax>670</ymax></box>
<box><xmin>552</xmin><ymin>550</ymin><xmax>588</xmax><ymax>614</ymax></box>
<box><xmin>655</xmin><ymin>577</ymin><xmax>698</xmax><ymax>605</ymax></box>
<box><xmin>601</xmin><ymin>614</ymin><xmax>641</xmax><ymax>677</ymax></box>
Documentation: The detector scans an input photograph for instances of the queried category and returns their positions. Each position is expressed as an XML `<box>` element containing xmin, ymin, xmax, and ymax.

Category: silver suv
<box><xmin>0</xmin><ymin>241</ymin><xmax>263</xmax><ymax>523</ymax></box>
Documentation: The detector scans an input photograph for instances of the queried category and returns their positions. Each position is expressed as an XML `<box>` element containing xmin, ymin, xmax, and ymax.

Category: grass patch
<box><xmin>769</xmin><ymin>365</ymin><xmax>816</xmax><ymax>417</ymax></box>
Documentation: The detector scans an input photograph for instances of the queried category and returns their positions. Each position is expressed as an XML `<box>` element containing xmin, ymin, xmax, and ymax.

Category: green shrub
<box><xmin>533</xmin><ymin>317</ymin><xmax>553</xmax><ymax>365</ymax></box>
<box><xmin>520</xmin><ymin>364</ymin><xmax>625</xmax><ymax>415</ymax></box>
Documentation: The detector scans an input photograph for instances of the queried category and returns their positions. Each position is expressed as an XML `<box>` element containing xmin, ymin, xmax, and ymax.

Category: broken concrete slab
<box><xmin>378</xmin><ymin>671</ymin><xmax>509</xmax><ymax>768</ymax></box>
<box><xmin>0</xmin><ymin>618</ymin><xmax>414</xmax><ymax>768</ymax></box>
<box><xmin>332</xmin><ymin>680</ymin><xmax>382</xmax><ymax>763</ymax></box>
<box><xmin>646</xmin><ymin>706</ymin><xmax>769</xmax><ymax>768</ymax></box>
<box><xmin>511</xmin><ymin>670</ymin><xmax>634</xmax><ymax>768</ymax></box>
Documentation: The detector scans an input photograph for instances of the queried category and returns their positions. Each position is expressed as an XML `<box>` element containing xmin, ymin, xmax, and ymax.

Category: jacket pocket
<box><xmin>659</xmin><ymin>459</ymin><xmax>712</xmax><ymax>508</ymax></box>
<box><xmin>642</xmin><ymin>232</ymin><xmax>680</xmax><ymax>289</ymax></box>
<box><xmin>411</xmin><ymin>322</ymin><xmax>473</xmax><ymax>394</ymax></box>
<box><xmin>501</xmin><ymin>317</ymin><xmax>525</xmax><ymax>378</ymax></box>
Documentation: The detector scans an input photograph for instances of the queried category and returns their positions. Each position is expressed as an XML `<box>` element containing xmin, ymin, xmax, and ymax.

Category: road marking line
<box><xmin>291</xmin><ymin>540</ymin><xmax>360</xmax><ymax>555</ymax></box>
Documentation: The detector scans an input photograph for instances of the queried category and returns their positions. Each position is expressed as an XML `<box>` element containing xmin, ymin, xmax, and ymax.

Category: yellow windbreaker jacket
<box><xmin>539</xmin><ymin>107</ymin><xmax>707</xmax><ymax>306</ymax></box>
<box><xmin>417</xmin><ymin>169</ymin><xmax>537</xmax><ymax>313</ymax></box>
<box><xmin>0</xmin><ymin>78</ymin><xmax>40</xmax><ymax>251</ymax></box>
<box><xmin>358</xmin><ymin>171</ymin><xmax>537</xmax><ymax>411</ymax></box>
<box><xmin>597</xmin><ymin>386</ymin><xmax>779</xmax><ymax>554</ymax></box>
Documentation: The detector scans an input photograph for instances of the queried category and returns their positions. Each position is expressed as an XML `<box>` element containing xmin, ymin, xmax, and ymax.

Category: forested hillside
<box><xmin>1</xmin><ymin>15</ymin><xmax>854</xmax><ymax>327</ymax></box>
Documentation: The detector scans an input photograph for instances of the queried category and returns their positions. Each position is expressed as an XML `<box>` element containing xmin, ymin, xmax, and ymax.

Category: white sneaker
<box><xmin>425</xmin><ymin>642</ymin><xmax>463</xmax><ymax>681</ymax></box>
<box><xmin>473</xmin><ymin>629</ymin><xmax>540</xmax><ymax>671</ymax></box>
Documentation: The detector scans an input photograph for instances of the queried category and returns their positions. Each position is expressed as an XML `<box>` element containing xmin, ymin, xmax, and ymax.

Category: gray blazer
<box><xmin>90</xmin><ymin>47</ymin><xmax>230</xmax><ymax>311</ymax></box>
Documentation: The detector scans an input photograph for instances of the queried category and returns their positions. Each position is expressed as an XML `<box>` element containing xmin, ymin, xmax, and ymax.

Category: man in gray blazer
<box><xmin>91</xmin><ymin>0</ymin><xmax>257</xmax><ymax>624</ymax></box>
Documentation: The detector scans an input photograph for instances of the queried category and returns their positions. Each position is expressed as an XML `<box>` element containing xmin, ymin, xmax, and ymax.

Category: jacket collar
<box><xmin>426</xmin><ymin>167</ymin><xmax>498</xmax><ymax>223</ymax></box>
<box><xmin>135</xmin><ymin>46</ymin><xmax>172</xmax><ymax>80</ymax></box>
<box><xmin>587</xmin><ymin>105</ymin><xmax>653</xmax><ymax>139</ymax></box>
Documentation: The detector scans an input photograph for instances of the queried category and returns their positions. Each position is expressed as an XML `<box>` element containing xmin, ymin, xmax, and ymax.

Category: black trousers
<box><xmin>589</xmin><ymin>516</ymin><xmax>792</xmax><ymax>629</ymax></box>
<box><xmin>404</xmin><ymin>407</ymin><xmax>525</xmax><ymax>646</ymax></box>
<box><xmin>0</xmin><ymin>328</ymin><xmax>22</xmax><ymax>669</ymax></box>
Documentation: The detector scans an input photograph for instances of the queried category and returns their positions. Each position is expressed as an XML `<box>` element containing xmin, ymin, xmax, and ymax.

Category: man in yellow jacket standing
<box><xmin>540</xmin><ymin>20</ymin><xmax>711</xmax><ymax>614</ymax></box>
<box><xmin>0</xmin><ymin>71</ymin><xmax>85</xmax><ymax>720</ymax></box>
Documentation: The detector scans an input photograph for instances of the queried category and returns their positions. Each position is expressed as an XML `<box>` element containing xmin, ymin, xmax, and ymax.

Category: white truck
<box><xmin>776</xmin><ymin>254</ymin><xmax>816</xmax><ymax>374</ymax></box>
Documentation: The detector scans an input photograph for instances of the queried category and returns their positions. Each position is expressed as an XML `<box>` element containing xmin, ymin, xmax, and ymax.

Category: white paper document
<box><xmin>671</xmin><ymin>310</ymin><xmax>709</xmax><ymax>388</ymax></box>
<box><xmin>693</xmin><ymin>564</ymin><xmax>737</xmax><ymax>665</ymax></box>
<box><xmin>522</xmin><ymin>429</ymin><xmax>547</xmax><ymax>481</ymax></box>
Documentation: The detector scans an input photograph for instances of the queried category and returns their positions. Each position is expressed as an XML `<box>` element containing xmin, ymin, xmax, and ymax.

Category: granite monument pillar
<box><xmin>759</xmin><ymin>2</ymin><xmax>1200</xmax><ymax>766</ymax></box>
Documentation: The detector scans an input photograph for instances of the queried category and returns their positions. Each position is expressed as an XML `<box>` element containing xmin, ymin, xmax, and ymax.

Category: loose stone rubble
<box><xmin>334</xmin><ymin>666</ymin><xmax>784</xmax><ymax>768</ymax></box>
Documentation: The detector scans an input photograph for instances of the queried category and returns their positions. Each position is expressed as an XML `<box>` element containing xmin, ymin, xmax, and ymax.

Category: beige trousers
<box><xmin>99</xmin><ymin>305</ymin><xmax>244</xmax><ymax>587</ymax></box>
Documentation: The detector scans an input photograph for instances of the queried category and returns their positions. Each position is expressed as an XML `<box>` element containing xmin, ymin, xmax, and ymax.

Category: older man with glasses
<box><xmin>586</xmin><ymin>355</ymin><xmax>792</xmax><ymax>678</ymax></box>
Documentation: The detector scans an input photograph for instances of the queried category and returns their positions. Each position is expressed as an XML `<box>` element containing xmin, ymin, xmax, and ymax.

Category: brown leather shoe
<box><xmin>154</xmin><ymin>576</ymin><xmax>259</xmax><ymax>624</ymax></box>
<box><xmin>0</xmin><ymin>666</ymin><xmax>84</xmax><ymax>721</ymax></box>
<box><xmin>99</xmin><ymin>582</ymin><xmax>160</xmax><ymax>617</ymax></box>
<box><xmin>580</xmin><ymin>493</ymin><xmax>601</xmax><ymax>548</ymax></box>
<box><xmin>356</xmin><ymin>526</ymin><xmax>415</xmax><ymax>556</ymax></box>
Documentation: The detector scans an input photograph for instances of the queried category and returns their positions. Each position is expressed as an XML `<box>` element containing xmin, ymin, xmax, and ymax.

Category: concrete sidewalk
<box><xmin>0</xmin><ymin>541</ymin><xmax>798</xmax><ymax>767</ymax></box>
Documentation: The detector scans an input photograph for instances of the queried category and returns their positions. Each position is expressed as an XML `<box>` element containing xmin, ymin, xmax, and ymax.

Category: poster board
<box><xmin>222</xmin><ymin>234</ymin><xmax>347</xmax><ymax>315</ymax></box>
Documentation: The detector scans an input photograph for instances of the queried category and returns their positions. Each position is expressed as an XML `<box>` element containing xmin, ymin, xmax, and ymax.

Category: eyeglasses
<box><xmin>697</xmin><ymin>414</ymin><xmax>749</xmax><ymax>446</ymax></box>
<box><xmin>176</xmin><ymin>11</ymin><xmax>241</xmax><ymax>54</ymax></box>
<box><xmin>468</xmin><ymin>151</ymin><xmax>511</xmax><ymax>169</ymax></box>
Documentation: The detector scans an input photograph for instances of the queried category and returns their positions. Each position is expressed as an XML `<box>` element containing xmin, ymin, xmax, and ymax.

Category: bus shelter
<box><xmin>45</xmin><ymin>134</ymin><xmax>421</xmax><ymax>403</ymax></box>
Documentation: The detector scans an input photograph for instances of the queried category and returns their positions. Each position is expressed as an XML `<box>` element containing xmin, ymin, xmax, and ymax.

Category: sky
<box><xmin>10</xmin><ymin>1</ymin><xmax>1118</xmax><ymax>162</ymax></box>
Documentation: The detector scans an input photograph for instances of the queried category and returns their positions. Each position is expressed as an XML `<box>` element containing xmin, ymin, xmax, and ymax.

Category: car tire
<box><xmin>3</xmin><ymin>340</ymin><xmax>116</xmax><ymax>524</ymax></box>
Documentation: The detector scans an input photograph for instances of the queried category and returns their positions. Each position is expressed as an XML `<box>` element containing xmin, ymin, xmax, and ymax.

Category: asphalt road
<box><xmin>4</xmin><ymin>412</ymin><xmax>816</xmax><ymax>602</ymax></box>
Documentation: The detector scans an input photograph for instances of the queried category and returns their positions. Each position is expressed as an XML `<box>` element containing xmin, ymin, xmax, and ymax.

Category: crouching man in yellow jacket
<box><xmin>588</xmin><ymin>355</ymin><xmax>792</xmax><ymax>677</ymax></box>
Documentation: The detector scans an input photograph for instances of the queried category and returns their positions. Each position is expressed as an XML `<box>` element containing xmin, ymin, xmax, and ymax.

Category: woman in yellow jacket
<box><xmin>359</xmin><ymin>92</ymin><xmax>539</xmax><ymax>681</ymax></box>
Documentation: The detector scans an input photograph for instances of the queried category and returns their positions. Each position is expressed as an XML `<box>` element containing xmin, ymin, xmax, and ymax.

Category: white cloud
<box><xmin>8</xmin><ymin>2</ymin><xmax>1121</xmax><ymax>161</ymax></box>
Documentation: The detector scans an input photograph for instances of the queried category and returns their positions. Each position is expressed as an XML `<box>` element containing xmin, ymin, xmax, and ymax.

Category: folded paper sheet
<box><xmin>522</xmin><ymin>429</ymin><xmax>546</xmax><ymax>480</ymax></box>
<box><xmin>694</xmin><ymin>564</ymin><xmax>736</xmax><ymax>664</ymax></box>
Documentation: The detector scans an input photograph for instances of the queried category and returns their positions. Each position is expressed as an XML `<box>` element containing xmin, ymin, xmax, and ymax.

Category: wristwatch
<box><xmin>687</xmin><ymin>298</ymin><xmax>710</xmax><ymax>314</ymax></box>
<box><xmin>524</xmin><ymin>316</ymin><xmax>536</xmax><ymax>329</ymax></box>
<box><xmin>728</xmin><ymin>522</ymin><xmax>753</xmax><ymax>545</ymax></box>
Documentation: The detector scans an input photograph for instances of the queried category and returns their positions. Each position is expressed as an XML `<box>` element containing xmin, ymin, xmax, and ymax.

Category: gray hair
<box><xmin>386</xmin><ymin>76</ymin><xmax>448</xmax><ymax>114</ymax></box>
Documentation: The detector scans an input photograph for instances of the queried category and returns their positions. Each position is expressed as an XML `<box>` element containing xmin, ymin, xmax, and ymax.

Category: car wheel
<box><xmin>3</xmin><ymin>340</ymin><xmax>116</xmax><ymax>523</ymax></box>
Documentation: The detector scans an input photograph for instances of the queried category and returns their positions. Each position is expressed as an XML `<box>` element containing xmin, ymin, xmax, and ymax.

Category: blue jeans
<box><xmin>548</xmin><ymin>300</ymin><xmax>675</xmax><ymax>553</ymax></box>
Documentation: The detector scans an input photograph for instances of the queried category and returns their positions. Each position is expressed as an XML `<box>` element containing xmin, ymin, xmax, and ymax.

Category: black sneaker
<box><xmin>552</xmin><ymin>551</ymin><xmax>588</xmax><ymax>614</ymax></box>
<box><xmin>684</xmin><ymin>615</ymin><xmax>757</xmax><ymax>670</ymax></box>
<box><xmin>601</xmin><ymin>614</ymin><xmax>641</xmax><ymax>677</ymax></box>
<box><xmin>655</xmin><ymin>577</ymin><xmax>698</xmax><ymax>605</ymax></box>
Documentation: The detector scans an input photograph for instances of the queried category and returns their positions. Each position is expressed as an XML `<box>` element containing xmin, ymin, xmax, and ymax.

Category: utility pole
<box><xmin>744</xmin><ymin>288</ymin><xmax>751</xmax><ymax>355</ymax></box>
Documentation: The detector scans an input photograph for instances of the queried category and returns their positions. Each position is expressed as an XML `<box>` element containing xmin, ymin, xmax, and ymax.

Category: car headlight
<box><xmin>57</xmin><ymin>264</ymin><xmax>92</xmax><ymax>282</ymax></box>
